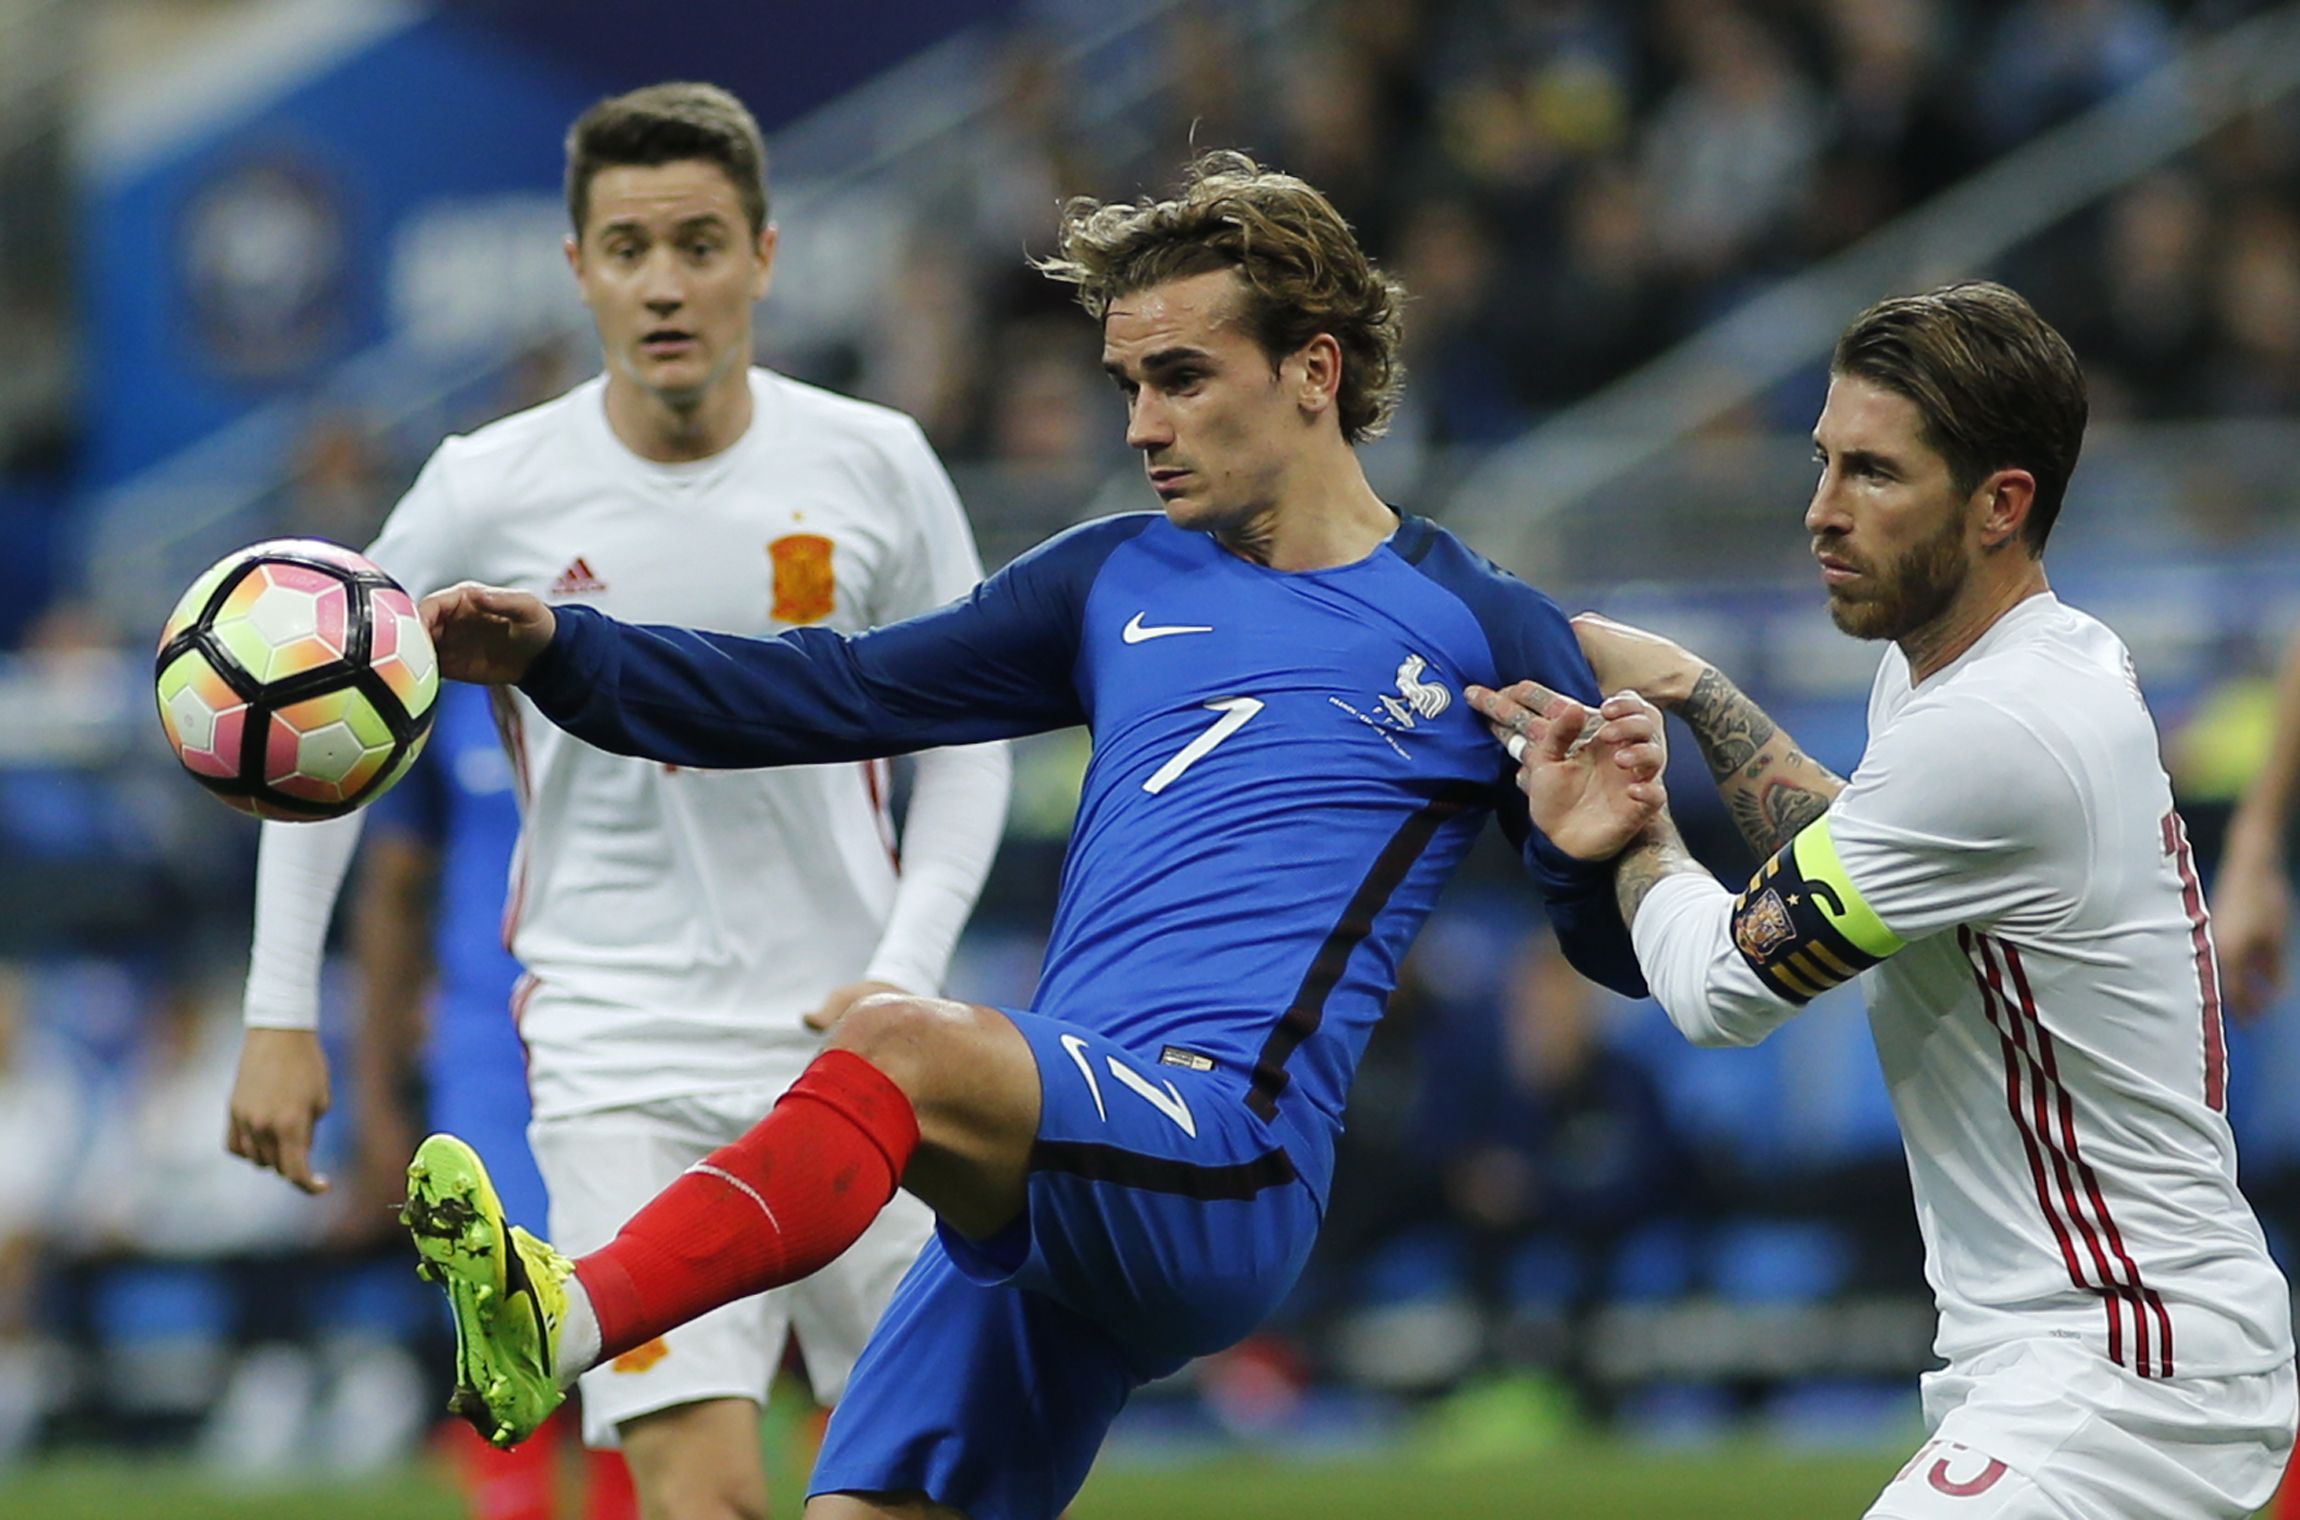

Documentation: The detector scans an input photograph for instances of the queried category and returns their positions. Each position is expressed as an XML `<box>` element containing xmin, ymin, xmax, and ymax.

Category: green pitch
<box><xmin>0</xmin><ymin>1443</ymin><xmax>1908</xmax><ymax>1519</ymax></box>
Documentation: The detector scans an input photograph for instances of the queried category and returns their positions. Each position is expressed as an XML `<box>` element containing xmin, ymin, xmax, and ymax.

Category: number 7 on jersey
<box><xmin>1143</xmin><ymin>697</ymin><xmax>1264</xmax><ymax>795</ymax></box>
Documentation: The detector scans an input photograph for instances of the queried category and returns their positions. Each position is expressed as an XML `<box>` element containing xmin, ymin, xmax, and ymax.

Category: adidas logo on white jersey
<box><xmin>551</xmin><ymin>557</ymin><xmax>607</xmax><ymax>596</ymax></box>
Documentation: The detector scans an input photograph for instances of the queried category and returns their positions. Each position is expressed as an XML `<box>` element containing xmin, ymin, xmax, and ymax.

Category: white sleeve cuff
<box><xmin>1631</xmin><ymin>869</ymin><xmax>1802</xmax><ymax>1048</ymax></box>
<box><xmin>242</xmin><ymin>813</ymin><xmax>366</xmax><ymax>1029</ymax></box>
<box><xmin>861</xmin><ymin>741</ymin><xmax>1011</xmax><ymax>996</ymax></box>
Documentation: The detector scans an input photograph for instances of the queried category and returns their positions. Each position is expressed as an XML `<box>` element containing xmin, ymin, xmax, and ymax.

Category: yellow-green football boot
<box><xmin>400</xmin><ymin>1133</ymin><xmax>570</xmax><ymax>1447</ymax></box>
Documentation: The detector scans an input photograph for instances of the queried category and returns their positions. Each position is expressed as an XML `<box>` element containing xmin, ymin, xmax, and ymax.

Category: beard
<box><xmin>1823</xmin><ymin>506</ymin><xmax>1970</xmax><ymax>642</ymax></box>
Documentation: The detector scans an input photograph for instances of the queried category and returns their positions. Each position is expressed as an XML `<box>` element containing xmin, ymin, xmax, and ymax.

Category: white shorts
<box><xmin>1864</xmin><ymin>1338</ymin><xmax>2297</xmax><ymax>1519</ymax></box>
<box><xmin>528</xmin><ymin>1086</ymin><xmax>935</xmax><ymax>1449</ymax></box>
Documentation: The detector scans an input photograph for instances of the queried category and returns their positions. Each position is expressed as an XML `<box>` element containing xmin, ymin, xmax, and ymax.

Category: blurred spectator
<box><xmin>2206</xmin><ymin>194</ymin><xmax>2300</xmax><ymax>415</ymax></box>
<box><xmin>1442</xmin><ymin>932</ymin><xmax>1703</xmax><ymax>1322</ymax></box>
<box><xmin>1640</xmin><ymin>3</ymin><xmax>1824</xmax><ymax>286</ymax></box>
<box><xmin>281</xmin><ymin>413</ymin><xmax>398</xmax><ymax>548</ymax></box>
<box><xmin>1978</xmin><ymin>0</ymin><xmax>2177</xmax><ymax>147</ymax></box>
<box><xmin>0</xmin><ymin>963</ymin><xmax>81</xmax><ymax>1463</ymax></box>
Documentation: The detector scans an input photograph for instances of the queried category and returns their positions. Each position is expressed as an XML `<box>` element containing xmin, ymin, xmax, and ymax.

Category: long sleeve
<box><xmin>861</xmin><ymin>741</ymin><xmax>1012</xmax><ymax>995</ymax></box>
<box><xmin>242</xmin><ymin>812</ymin><xmax>366</xmax><ymax>1029</ymax></box>
<box><xmin>857</xmin><ymin>418</ymin><xmax>1013</xmax><ymax>995</ymax></box>
<box><xmin>518</xmin><ymin>516</ymin><xmax>1155</xmax><ymax>768</ymax></box>
<box><xmin>1631</xmin><ymin>870</ymin><xmax>1803</xmax><ymax>1047</ymax></box>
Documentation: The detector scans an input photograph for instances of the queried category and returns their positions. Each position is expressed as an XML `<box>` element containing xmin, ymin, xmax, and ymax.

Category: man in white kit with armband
<box><xmin>1480</xmin><ymin>282</ymin><xmax>2295</xmax><ymax>1519</ymax></box>
<box><xmin>221</xmin><ymin>82</ymin><xmax>1010</xmax><ymax>1520</ymax></box>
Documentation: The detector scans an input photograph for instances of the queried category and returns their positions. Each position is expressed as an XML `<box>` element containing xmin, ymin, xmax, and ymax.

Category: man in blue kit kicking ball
<box><xmin>402</xmin><ymin>151</ymin><xmax>1661</xmax><ymax>1520</ymax></box>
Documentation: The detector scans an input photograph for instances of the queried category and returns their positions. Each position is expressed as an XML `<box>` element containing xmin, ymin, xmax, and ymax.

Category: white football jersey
<box><xmin>1635</xmin><ymin>594</ymin><xmax>2292</xmax><ymax>1381</ymax></box>
<box><xmin>342</xmin><ymin>369</ymin><xmax>1004</xmax><ymax>1117</ymax></box>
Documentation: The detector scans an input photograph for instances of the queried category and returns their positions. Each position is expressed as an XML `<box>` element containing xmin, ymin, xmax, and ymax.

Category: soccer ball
<box><xmin>154</xmin><ymin>539</ymin><xmax>440</xmax><ymax>821</ymax></box>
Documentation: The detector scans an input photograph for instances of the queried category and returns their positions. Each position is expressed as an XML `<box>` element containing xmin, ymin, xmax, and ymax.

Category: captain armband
<box><xmin>1729</xmin><ymin>815</ymin><xmax>1906</xmax><ymax>1005</ymax></box>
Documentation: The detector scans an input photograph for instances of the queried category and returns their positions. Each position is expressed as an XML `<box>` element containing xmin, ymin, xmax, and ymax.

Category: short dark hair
<box><xmin>565</xmin><ymin>82</ymin><xmax>769</xmax><ymax>239</ymax></box>
<box><xmin>1034</xmin><ymin>150</ymin><xmax>1407</xmax><ymax>443</ymax></box>
<box><xmin>1831</xmin><ymin>281</ymin><xmax>2088</xmax><ymax>552</ymax></box>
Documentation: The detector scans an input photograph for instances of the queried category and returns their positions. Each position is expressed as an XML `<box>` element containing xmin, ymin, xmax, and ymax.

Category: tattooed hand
<box><xmin>1469</xmin><ymin>681</ymin><xmax>1669</xmax><ymax>862</ymax></box>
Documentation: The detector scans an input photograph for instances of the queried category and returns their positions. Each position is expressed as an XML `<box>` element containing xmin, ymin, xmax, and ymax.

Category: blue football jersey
<box><xmin>523</xmin><ymin>513</ymin><xmax>1644</xmax><ymax>1204</ymax></box>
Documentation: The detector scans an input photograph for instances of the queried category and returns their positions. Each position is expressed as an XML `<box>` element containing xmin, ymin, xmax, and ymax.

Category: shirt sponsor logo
<box><xmin>769</xmin><ymin>534</ymin><xmax>837</xmax><ymax>624</ymax></box>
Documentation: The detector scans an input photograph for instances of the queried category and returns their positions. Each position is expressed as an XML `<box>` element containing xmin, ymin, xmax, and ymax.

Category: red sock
<box><xmin>574</xmin><ymin>1050</ymin><xmax>919</xmax><ymax>1361</ymax></box>
<box><xmin>442</xmin><ymin>1408</ymin><xmax>559</xmax><ymax>1520</ymax></box>
<box><xmin>580</xmin><ymin>1445</ymin><xmax>638</xmax><ymax>1520</ymax></box>
<box><xmin>2275</xmin><ymin>1437</ymin><xmax>2300</xmax><ymax>1520</ymax></box>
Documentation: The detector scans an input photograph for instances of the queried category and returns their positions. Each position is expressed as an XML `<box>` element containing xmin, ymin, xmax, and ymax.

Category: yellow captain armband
<box><xmin>1728</xmin><ymin>815</ymin><xmax>1906</xmax><ymax>1005</ymax></box>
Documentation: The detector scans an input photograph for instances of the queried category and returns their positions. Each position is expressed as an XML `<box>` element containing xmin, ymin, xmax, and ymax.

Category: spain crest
<box><xmin>1734</xmin><ymin>887</ymin><xmax>1797</xmax><ymax>961</ymax></box>
<box><xmin>769</xmin><ymin>534</ymin><xmax>836</xmax><ymax>624</ymax></box>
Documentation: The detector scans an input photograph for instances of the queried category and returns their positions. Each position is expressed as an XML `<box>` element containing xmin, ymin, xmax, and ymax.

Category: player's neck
<box><xmin>603</xmin><ymin>368</ymin><xmax>755</xmax><ymax>464</ymax></box>
<box><xmin>1217</xmin><ymin>457</ymin><xmax>1395</xmax><ymax>573</ymax></box>
<box><xmin>1901</xmin><ymin>558</ymin><xmax>2052</xmax><ymax>685</ymax></box>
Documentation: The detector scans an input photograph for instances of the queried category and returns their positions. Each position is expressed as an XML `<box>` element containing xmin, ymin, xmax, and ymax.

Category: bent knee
<box><xmin>827</xmin><ymin>996</ymin><xmax>993</xmax><ymax>1087</ymax></box>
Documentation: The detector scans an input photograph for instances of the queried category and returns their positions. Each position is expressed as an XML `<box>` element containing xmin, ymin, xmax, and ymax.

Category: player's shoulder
<box><xmin>1003</xmin><ymin>511</ymin><xmax>1165</xmax><ymax>581</ymax></box>
<box><xmin>1392</xmin><ymin>516</ymin><xmax>1570</xmax><ymax>618</ymax></box>
<box><xmin>1880</xmin><ymin>598</ymin><xmax>2141</xmax><ymax>786</ymax></box>
<box><xmin>1389</xmin><ymin>514</ymin><xmax>1578</xmax><ymax>668</ymax></box>
<box><xmin>756</xmin><ymin>369</ymin><xmax>936</xmax><ymax>455</ymax></box>
<box><xmin>424</xmin><ymin>377</ymin><xmax>606</xmax><ymax>482</ymax></box>
<box><xmin>1919</xmin><ymin>596</ymin><xmax>2141</xmax><ymax>725</ymax></box>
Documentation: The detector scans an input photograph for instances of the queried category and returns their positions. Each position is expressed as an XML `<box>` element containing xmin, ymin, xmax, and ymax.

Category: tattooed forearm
<box><xmin>1681</xmin><ymin>666</ymin><xmax>1776</xmax><ymax>781</ymax></box>
<box><xmin>1616</xmin><ymin>816</ymin><xmax>1698</xmax><ymax>927</ymax></box>
<box><xmin>1727</xmin><ymin>763</ymin><xmax>1840</xmax><ymax>855</ymax></box>
<box><xmin>1673</xmin><ymin>665</ymin><xmax>1846</xmax><ymax>858</ymax></box>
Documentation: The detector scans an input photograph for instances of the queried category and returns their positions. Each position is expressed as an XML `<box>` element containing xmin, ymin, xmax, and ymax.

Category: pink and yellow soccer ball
<box><xmin>154</xmin><ymin>539</ymin><xmax>440</xmax><ymax>821</ymax></box>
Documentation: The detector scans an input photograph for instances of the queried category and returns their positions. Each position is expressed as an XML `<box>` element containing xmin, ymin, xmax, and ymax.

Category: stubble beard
<box><xmin>1824</xmin><ymin>507</ymin><xmax>1970</xmax><ymax>643</ymax></box>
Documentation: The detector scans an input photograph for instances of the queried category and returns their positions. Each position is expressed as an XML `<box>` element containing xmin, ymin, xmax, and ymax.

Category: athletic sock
<box><xmin>569</xmin><ymin>1050</ymin><xmax>920</xmax><ymax>1365</ymax></box>
<box><xmin>444</xmin><ymin>1408</ymin><xmax>559</xmax><ymax>1520</ymax></box>
<box><xmin>553</xmin><ymin>1275</ymin><xmax>601</xmax><ymax>1387</ymax></box>
<box><xmin>580</xmin><ymin>1443</ymin><xmax>638</xmax><ymax>1520</ymax></box>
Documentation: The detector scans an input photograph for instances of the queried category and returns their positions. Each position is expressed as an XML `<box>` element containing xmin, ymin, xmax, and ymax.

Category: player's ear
<box><xmin>1292</xmin><ymin>333</ymin><xmax>1343</xmax><ymax>418</ymax></box>
<box><xmin>1975</xmin><ymin>468</ymin><xmax>2036</xmax><ymax>552</ymax></box>
<box><xmin>752</xmin><ymin>224</ymin><xmax>778</xmax><ymax>303</ymax></box>
<box><xmin>564</xmin><ymin>233</ymin><xmax>584</xmax><ymax>282</ymax></box>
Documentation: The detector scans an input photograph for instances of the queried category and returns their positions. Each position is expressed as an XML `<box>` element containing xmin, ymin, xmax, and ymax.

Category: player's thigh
<box><xmin>1866</xmin><ymin>1438</ymin><xmax>2070</xmax><ymax>1519</ymax></box>
<box><xmin>531</xmin><ymin>1102</ymin><xmax>788</xmax><ymax>1448</ymax></box>
<box><xmin>941</xmin><ymin>1010</ymin><xmax>1319</xmax><ymax>1376</ymax></box>
<box><xmin>619</xmin><ymin>1396</ymin><xmax>770</xmax><ymax>1518</ymax></box>
<box><xmin>808</xmin><ymin>1242</ymin><xmax>1133</xmax><ymax>1520</ymax></box>
<box><xmin>785</xmin><ymin>1186</ymin><xmax>935</xmax><ymax>1404</ymax></box>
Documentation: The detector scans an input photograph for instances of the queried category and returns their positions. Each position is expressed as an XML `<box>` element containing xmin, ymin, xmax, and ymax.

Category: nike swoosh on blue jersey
<box><xmin>1122</xmin><ymin>612</ymin><xmax>1214</xmax><ymax>643</ymax></box>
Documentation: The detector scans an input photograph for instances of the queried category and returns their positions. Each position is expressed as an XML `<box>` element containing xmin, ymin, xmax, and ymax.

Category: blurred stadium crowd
<box><xmin>2</xmin><ymin>0</ymin><xmax>2299</xmax><ymax>1477</ymax></box>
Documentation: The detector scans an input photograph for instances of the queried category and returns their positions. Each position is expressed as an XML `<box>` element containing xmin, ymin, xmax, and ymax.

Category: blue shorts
<box><xmin>809</xmin><ymin>1008</ymin><xmax>1321</xmax><ymax>1520</ymax></box>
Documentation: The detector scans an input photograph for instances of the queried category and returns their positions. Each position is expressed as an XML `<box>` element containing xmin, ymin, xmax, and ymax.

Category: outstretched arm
<box><xmin>1570</xmin><ymin>613</ymin><xmax>1844</xmax><ymax>858</ymax></box>
<box><xmin>421</xmin><ymin>520</ymin><xmax>1145</xmax><ymax>770</ymax></box>
<box><xmin>2217</xmin><ymin>621</ymin><xmax>2300</xmax><ymax>1018</ymax></box>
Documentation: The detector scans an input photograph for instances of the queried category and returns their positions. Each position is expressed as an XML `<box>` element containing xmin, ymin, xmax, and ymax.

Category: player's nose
<box><xmin>1804</xmin><ymin>478</ymin><xmax>1849</xmax><ymax>535</ymax></box>
<box><xmin>1125</xmin><ymin>391</ymin><xmax>1172</xmax><ymax>450</ymax></box>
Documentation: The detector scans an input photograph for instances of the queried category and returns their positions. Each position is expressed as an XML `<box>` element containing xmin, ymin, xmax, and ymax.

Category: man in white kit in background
<box><xmin>1478</xmin><ymin>282</ymin><xmax>2295</xmax><ymax>1519</ymax></box>
<box><xmin>222</xmin><ymin>82</ymin><xmax>1011</xmax><ymax>1520</ymax></box>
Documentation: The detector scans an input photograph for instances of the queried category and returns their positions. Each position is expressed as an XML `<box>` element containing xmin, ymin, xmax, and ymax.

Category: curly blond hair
<box><xmin>1035</xmin><ymin>151</ymin><xmax>1406</xmax><ymax>443</ymax></box>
